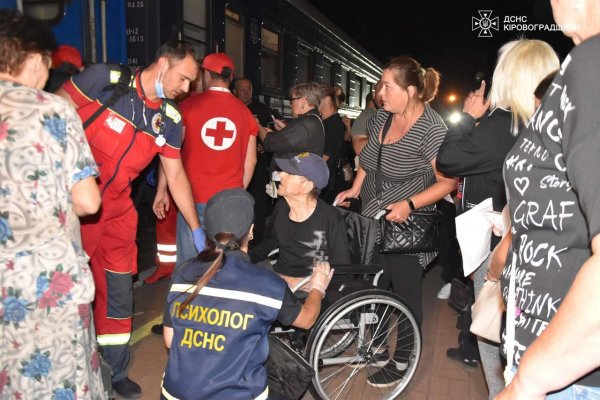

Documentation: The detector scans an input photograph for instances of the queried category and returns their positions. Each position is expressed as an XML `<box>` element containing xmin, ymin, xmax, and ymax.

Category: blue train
<box><xmin>0</xmin><ymin>0</ymin><xmax>382</xmax><ymax>116</ymax></box>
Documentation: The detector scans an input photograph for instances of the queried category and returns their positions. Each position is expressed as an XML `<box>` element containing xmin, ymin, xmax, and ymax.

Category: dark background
<box><xmin>307</xmin><ymin>0</ymin><xmax>573</xmax><ymax>104</ymax></box>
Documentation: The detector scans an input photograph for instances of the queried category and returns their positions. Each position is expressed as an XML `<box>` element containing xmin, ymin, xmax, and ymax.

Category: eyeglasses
<box><xmin>290</xmin><ymin>96</ymin><xmax>302</xmax><ymax>103</ymax></box>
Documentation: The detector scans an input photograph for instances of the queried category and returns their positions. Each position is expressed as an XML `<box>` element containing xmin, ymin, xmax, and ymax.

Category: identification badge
<box><xmin>155</xmin><ymin>135</ymin><xmax>166</xmax><ymax>147</ymax></box>
<box><xmin>105</xmin><ymin>113</ymin><xmax>126</xmax><ymax>134</ymax></box>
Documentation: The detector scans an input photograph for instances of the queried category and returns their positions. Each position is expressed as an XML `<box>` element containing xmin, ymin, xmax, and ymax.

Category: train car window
<box><xmin>297</xmin><ymin>48</ymin><xmax>311</xmax><ymax>83</ymax></box>
<box><xmin>261</xmin><ymin>27</ymin><xmax>279</xmax><ymax>52</ymax></box>
<box><xmin>225</xmin><ymin>8</ymin><xmax>245</xmax><ymax>76</ymax></box>
<box><xmin>340</xmin><ymin>67</ymin><xmax>348</xmax><ymax>98</ymax></box>
<box><xmin>261</xmin><ymin>27</ymin><xmax>281</xmax><ymax>90</ymax></box>
<box><xmin>22</xmin><ymin>0</ymin><xmax>66</xmax><ymax>26</ymax></box>
<box><xmin>355</xmin><ymin>76</ymin><xmax>363</xmax><ymax>108</ymax></box>
<box><xmin>183</xmin><ymin>0</ymin><xmax>208</xmax><ymax>58</ymax></box>
<box><xmin>321</xmin><ymin>59</ymin><xmax>333</xmax><ymax>85</ymax></box>
<box><xmin>347</xmin><ymin>72</ymin><xmax>356</xmax><ymax>107</ymax></box>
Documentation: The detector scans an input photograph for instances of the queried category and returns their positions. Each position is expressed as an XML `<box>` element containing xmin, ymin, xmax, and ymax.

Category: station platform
<box><xmin>125</xmin><ymin>261</ymin><xmax>490</xmax><ymax>399</ymax></box>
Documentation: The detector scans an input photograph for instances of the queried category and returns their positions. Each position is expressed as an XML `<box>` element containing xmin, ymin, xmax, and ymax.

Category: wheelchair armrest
<box><xmin>331</xmin><ymin>264</ymin><xmax>382</xmax><ymax>275</ymax></box>
<box><xmin>290</xmin><ymin>264</ymin><xmax>383</xmax><ymax>293</ymax></box>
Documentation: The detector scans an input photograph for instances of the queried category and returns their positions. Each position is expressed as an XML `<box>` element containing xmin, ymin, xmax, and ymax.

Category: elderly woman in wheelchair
<box><xmin>250</xmin><ymin>153</ymin><xmax>422</xmax><ymax>400</ymax></box>
<box><xmin>251</xmin><ymin>152</ymin><xmax>351</xmax><ymax>298</ymax></box>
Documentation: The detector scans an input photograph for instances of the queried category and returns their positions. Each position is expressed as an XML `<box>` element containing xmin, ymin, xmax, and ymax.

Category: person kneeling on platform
<box><xmin>161</xmin><ymin>188</ymin><xmax>333</xmax><ymax>400</ymax></box>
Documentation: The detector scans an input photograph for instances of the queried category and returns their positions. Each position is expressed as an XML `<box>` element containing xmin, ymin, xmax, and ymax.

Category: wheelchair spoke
<box><xmin>308</xmin><ymin>291</ymin><xmax>422</xmax><ymax>400</ymax></box>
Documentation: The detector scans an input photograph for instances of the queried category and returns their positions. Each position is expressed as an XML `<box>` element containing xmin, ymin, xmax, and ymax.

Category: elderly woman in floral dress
<box><xmin>0</xmin><ymin>10</ymin><xmax>105</xmax><ymax>399</ymax></box>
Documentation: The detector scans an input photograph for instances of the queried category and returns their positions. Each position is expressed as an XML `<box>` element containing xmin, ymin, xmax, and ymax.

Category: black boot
<box><xmin>112</xmin><ymin>376</ymin><xmax>142</xmax><ymax>399</ymax></box>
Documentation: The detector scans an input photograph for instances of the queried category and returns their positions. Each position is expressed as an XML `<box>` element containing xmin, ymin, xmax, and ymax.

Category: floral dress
<box><xmin>0</xmin><ymin>81</ymin><xmax>106</xmax><ymax>399</ymax></box>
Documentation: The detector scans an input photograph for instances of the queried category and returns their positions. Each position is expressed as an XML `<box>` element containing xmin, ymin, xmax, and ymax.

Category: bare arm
<box><xmin>292</xmin><ymin>289</ymin><xmax>323</xmax><ymax>329</ymax></box>
<box><xmin>334</xmin><ymin>165</ymin><xmax>366</xmax><ymax>206</ymax></box>
<box><xmin>71</xmin><ymin>176</ymin><xmax>101</xmax><ymax>216</ymax></box>
<box><xmin>497</xmin><ymin>234</ymin><xmax>600</xmax><ymax>399</ymax></box>
<box><xmin>352</xmin><ymin>135</ymin><xmax>368</xmax><ymax>156</ymax></box>
<box><xmin>243</xmin><ymin>136</ymin><xmax>257</xmax><ymax>189</ymax></box>
<box><xmin>159</xmin><ymin>155</ymin><xmax>200</xmax><ymax>231</ymax></box>
<box><xmin>385</xmin><ymin>158</ymin><xmax>457</xmax><ymax>222</ymax></box>
<box><xmin>487</xmin><ymin>231</ymin><xmax>512</xmax><ymax>282</ymax></box>
<box><xmin>153</xmin><ymin>161</ymin><xmax>170</xmax><ymax>219</ymax></box>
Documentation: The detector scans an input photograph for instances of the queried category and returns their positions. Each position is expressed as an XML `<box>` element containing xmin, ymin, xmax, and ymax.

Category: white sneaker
<box><xmin>437</xmin><ymin>282</ymin><xmax>452</xmax><ymax>300</ymax></box>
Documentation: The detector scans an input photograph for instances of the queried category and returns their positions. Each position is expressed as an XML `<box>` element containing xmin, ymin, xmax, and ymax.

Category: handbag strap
<box><xmin>375</xmin><ymin>115</ymin><xmax>394</xmax><ymax>208</ymax></box>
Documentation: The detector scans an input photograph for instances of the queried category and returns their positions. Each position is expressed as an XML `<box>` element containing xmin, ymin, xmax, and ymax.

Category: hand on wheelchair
<box><xmin>308</xmin><ymin>261</ymin><xmax>334</xmax><ymax>298</ymax></box>
<box><xmin>334</xmin><ymin>186</ymin><xmax>360</xmax><ymax>208</ymax></box>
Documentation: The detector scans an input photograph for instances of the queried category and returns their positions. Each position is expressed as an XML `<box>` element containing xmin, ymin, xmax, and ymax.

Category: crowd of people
<box><xmin>2</xmin><ymin>0</ymin><xmax>600</xmax><ymax>398</ymax></box>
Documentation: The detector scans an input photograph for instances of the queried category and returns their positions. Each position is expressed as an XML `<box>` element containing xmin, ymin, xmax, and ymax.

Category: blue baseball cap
<box><xmin>274</xmin><ymin>152</ymin><xmax>329</xmax><ymax>189</ymax></box>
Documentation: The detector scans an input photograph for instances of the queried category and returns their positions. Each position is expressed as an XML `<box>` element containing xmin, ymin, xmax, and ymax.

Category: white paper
<box><xmin>455</xmin><ymin>198</ymin><xmax>494</xmax><ymax>276</ymax></box>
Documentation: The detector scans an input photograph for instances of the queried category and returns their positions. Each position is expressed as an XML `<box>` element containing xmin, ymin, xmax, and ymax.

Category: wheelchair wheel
<box><xmin>305</xmin><ymin>289</ymin><xmax>421</xmax><ymax>400</ymax></box>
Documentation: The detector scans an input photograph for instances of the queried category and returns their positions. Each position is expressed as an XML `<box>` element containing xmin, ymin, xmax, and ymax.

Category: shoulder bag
<box><xmin>376</xmin><ymin>116</ymin><xmax>440</xmax><ymax>254</ymax></box>
<box><xmin>266</xmin><ymin>335</ymin><xmax>313</xmax><ymax>399</ymax></box>
<box><xmin>470</xmin><ymin>279</ymin><xmax>503</xmax><ymax>343</ymax></box>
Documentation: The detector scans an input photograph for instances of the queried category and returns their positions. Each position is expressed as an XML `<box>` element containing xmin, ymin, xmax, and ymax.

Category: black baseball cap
<box><xmin>204</xmin><ymin>188</ymin><xmax>254</xmax><ymax>241</ymax></box>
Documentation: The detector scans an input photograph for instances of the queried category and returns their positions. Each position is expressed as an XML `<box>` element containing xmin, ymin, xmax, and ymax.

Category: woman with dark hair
<box><xmin>161</xmin><ymin>188</ymin><xmax>333</xmax><ymax>400</ymax></box>
<box><xmin>0</xmin><ymin>9</ymin><xmax>104</xmax><ymax>399</ymax></box>
<box><xmin>336</xmin><ymin>56</ymin><xmax>456</xmax><ymax>387</ymax></box>
<box><xmin>319</xmin><ymin>83</ymin><xmax>347</xmax><ymax>202</ymax></box>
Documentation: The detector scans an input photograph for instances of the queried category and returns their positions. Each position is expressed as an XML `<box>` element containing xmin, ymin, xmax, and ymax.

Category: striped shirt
<box><xmin>359</xmin><ymin>105</ymin><xmax>447</xmax><ymax>267</ymax></box>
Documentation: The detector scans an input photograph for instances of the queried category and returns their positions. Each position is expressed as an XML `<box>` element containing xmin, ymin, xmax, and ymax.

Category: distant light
<box><xmin>448</xmin><ymin>94</ymin><xmax>457</xmax><ymax>103</ymax></box>
<box><xmin>448</xmin><ymin>112</ymin><xmax>461</xmax><ymax>124</ymax></box>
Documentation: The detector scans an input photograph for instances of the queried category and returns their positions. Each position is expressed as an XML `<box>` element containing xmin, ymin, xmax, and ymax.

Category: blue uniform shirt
<box><xmin>162</xmin><ymin>251</ymin><xmax>300</xmax><ymax>400</ymax></box>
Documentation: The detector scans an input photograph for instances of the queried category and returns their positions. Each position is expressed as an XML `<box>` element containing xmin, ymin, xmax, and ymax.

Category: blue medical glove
<box><xmin>192</xmin><ymin>227</ymin><xmax>207</xmax><ymax>253</ymax></box>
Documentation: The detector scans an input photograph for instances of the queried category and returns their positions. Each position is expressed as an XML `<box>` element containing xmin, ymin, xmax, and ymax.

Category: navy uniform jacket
<box><xmin>162</xmin><ymin>251</ymin><xmax>300</xmax><ymax>400</ymax></box>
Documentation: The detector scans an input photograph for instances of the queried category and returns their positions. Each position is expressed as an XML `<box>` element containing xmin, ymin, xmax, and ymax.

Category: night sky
<box><xmin>307</xmin><ymin>0</ymin><xmax>574</xmax><ymax>107</ymax></box>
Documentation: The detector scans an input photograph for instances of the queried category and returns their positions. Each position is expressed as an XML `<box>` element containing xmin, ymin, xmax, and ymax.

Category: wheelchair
<box><xmin>268</xmin><ymin>210</ymin><xmax>422</xmax><ymax>400</ymax></box>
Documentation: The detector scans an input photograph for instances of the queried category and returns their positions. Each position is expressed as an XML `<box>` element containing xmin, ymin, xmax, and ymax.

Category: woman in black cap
<box><xmin>160</xmin><ymin>188</ymin><xmax>333</xmax><ymax>400</ymax></box>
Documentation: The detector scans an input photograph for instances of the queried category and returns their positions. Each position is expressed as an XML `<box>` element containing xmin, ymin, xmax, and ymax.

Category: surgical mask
<box><xmin>154</xmin><ymin>63</ymin><xmax>167</xmax><ymax>98</ymax></box>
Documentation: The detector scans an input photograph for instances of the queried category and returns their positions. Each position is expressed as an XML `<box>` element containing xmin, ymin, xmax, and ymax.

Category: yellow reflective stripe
<box><xmin>97</xmin><ymin>333</ymin><xmax>131</xmax><ymax>346</ymax></box>
<box><xmin>109</xmin><ymin>69</ymin><xmax>121</xmax><ymax>84</ymax></box>
<box><xmin>157</xmin><ymin>244</ymin><xmax>177</xmax><ymax>252</ymax></box>
<box><xmin>165</xmin><ymin>103</ymin><xmax>181</xmax><ymax>123</ymax></box>
<box><xmin>170</xmin><ymin>284</ymin><xmax>282</xmax><ymax>309</ymax></box>
<box><xmin>161</xmin><ymin>386</ymin><xmax>180</xmax><ymax>400</ymax></box>
<box><xmin>157</xmin><ymin>254</ymin><xmax>177</xmax><ymax>262</ymax></box>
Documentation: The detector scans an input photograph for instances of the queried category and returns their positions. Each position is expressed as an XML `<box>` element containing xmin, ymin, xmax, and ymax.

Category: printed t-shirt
<box><xmin>502</xmin><ymin>34</ymin><xmax>600</xmax><ymax>386</ymax></box>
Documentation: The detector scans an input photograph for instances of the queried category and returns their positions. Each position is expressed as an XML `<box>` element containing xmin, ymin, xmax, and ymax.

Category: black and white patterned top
<box><xmin>359</xmin><ymin>105</ymin><xmax>447</xmax><ymax>267</ymax></box>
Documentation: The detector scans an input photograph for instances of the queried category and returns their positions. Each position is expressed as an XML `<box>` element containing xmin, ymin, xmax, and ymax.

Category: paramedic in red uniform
<box><xmin>57</xmin><ymin>41</ymin><xmax>204</xmax><ymax>399</ymax></box>
<box><xmin>153</xmin><ymin>52</ymin><xmax>258</xmax><ymax>268</ymax></box>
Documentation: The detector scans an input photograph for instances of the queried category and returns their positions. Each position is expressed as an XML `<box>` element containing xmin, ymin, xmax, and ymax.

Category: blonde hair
<box><xmin>488</xmin><ymin>39</ymin><xmax>560</xmax><ymax>135</ymax></box>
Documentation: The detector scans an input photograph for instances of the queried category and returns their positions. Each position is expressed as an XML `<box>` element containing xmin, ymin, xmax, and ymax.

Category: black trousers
<box><xmin>373</xmin><ymin>248</ymin><xmax>424</xmax><ymax>326</ymax></box>
<box><xmin>436</xmin><ymin>199</ymin><xmax>463</xmax><ymax>283</ymax></box>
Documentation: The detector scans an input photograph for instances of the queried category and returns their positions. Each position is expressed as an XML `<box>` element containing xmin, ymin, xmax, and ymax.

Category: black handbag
<box><xmin>379</xmin><ymin>210</ymin><xmax>440</xmax><ymax>254</ymax></box>
<box><xmin>266</xmin><ymin>335</ymin><xmax>314</xmax><ymax>399</ymax></box>
<box><xmin>375</xmin><ymin>116</ymin><xmax>439</xmax><ymax>254</ymax></box>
